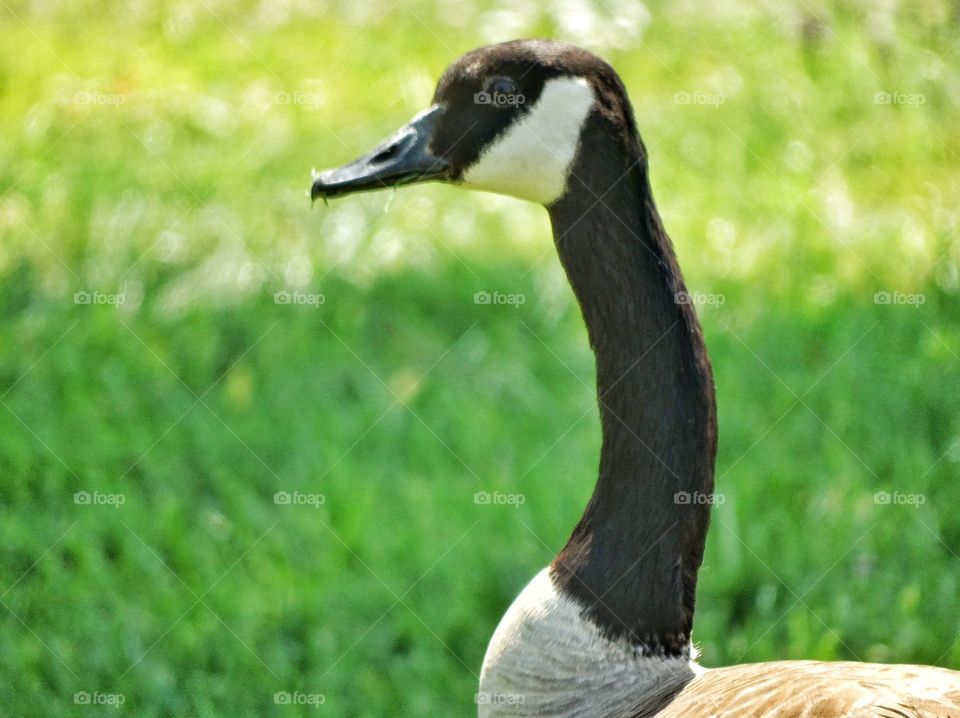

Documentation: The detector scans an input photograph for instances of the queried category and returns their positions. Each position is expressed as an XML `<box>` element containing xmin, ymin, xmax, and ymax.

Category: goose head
<box><xmin>311</xmin><ymin>39</ymin><xmax>642</xmax><ymax>207</ymax></box>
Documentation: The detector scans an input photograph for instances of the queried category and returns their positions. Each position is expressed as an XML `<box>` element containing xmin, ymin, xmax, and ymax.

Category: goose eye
<box><xmin>476</xmin><ymin>77</ymin><xmax>524</xmax><ymax>108</ymax></box>
<box><xmin>488</xmin><ymin>77</ymin><xmax>517</xmax><ymax>95</ymax></box>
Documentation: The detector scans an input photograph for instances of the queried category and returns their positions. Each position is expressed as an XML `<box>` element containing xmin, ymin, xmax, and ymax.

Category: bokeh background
<box><xmin>2</xmin><ymin>0</ymin><xmax>959</xmax><ymax>715</ymax></box>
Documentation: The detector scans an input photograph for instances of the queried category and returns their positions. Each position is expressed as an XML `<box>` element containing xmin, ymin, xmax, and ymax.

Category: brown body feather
<box><xmin>655</xmin><ymin>661</ymin><xmax>960</xmax><ymax>718</ymax></box>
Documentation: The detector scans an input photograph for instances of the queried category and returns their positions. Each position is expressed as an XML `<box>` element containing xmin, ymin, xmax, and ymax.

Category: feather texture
<box><xmin>655</xmin><ymin>661</ymin><xmax>960</xmax><ymax>718</ymax></box>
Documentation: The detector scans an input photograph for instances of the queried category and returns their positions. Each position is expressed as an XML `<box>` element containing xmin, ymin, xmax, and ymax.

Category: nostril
<box><xmin>371</xmin><ymin>143</ymin><xmax>401</xmax><ymax>164</ymax></box>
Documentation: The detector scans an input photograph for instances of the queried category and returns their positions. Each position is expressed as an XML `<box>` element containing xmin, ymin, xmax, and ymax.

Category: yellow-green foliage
<box><xmin>1</xmin><ymin>1</ymin><xmax>958</xmax><ymax>715</ymax></box>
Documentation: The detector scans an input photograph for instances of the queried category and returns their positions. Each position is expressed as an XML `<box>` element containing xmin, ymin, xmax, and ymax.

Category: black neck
<box><xmin>548</xmin><ymin>113</ymin><xmax>717</xmax><ymax>656</ymax></box>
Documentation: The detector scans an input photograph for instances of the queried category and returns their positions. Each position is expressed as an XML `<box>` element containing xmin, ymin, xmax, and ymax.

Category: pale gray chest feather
<box><xmin>478</xmin><ymin>568</ymin><xmax>701</xmax><ymax>717</ymax></box>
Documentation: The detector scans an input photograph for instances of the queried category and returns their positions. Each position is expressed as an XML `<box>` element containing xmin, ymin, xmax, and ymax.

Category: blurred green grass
<box><xmin>2</xmin><ymin>0</ymin><xmax>959</xmax><ymax>715</ymax></box>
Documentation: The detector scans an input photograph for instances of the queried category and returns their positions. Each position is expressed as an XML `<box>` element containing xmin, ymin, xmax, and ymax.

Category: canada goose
<box><xmin>310</xmin><ymin>40</ymin><xmax>960</xmax><ymax>717</ymax></box>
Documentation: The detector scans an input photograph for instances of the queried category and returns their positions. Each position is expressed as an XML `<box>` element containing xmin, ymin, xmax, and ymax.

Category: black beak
<box><xmin>311</xmin><ymin>105</ymin><xmax>449</xmax><ymax>201</ymax></box>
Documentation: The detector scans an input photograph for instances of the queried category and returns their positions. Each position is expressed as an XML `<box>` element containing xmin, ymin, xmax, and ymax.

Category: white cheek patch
<box><xmin>461</xmin><ymin>76</ymin><xmax>595</xmax><ymax>205</ymax></box>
